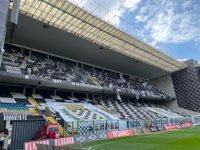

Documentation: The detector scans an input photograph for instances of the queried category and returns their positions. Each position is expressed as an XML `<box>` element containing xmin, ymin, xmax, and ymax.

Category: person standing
<box><xmin>0</xmin><ymin>129</ymin><xmax>8</xmax><ymax>150</ymax></box>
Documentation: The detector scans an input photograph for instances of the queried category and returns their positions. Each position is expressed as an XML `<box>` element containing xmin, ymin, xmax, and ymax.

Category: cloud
<box><xmin>69</xmin><ymin>0</ymin><xmax>200</xmax><ymax>48</ymax></box>
<box><xmin>135</xmin><ymin>0</ymin><xmax>200</xmax><ymax>45</ymax></box>
<box><xmin>121</xmin><ymin>0</ymin><xmax>141</xmax><ymax>11</ymax></box>
<box><xmin>177</xmin><ymin>58</ymin><xmax>189</xmax><ymax>62</ymax></box>
<box><xmin>69</xmin><ymin>0</ymin><xmax>141</xmax><ymax>25</ymax></box>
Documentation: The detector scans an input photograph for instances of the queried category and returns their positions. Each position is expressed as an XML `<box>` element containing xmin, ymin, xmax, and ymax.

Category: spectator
<box><xmin>0</xmin><ymin>128</ymin><xmax>9</xmax><ymax>150</ymax></box>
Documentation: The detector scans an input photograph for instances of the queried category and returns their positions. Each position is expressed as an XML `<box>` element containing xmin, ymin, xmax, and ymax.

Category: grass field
<box><xmin>71</xmin><ymin>127</ymin><xmax>200</xmax><ymax>150</ymax></box>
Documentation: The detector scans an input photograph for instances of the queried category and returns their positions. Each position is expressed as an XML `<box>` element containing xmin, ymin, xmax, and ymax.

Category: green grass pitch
<box><xmin>71</xmin><ymin>126</ymin><xmax>200</xmax><ymax>150</ymax></box>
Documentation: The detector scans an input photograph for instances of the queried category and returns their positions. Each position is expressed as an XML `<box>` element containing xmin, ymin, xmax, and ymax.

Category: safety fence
<box><xmin>192</xmin><ymin>116</ymin><xmax>200</xmax><ymax>125</ymax></box>
<box><xmin>63</xmin><ymin>116</ymin><xmax>200</xmax><ymax>136</ymax></box>
<box><xmin>64</xmin><ymin>120</ymin><xmax>120</xmax><ymax>136</ymax></box>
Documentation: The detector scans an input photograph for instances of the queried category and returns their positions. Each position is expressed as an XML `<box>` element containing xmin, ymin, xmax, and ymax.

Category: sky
<box><xmin>70</xmin><ymin>0</ymin><xmax>200</xmax><ymax>62</ymax></box>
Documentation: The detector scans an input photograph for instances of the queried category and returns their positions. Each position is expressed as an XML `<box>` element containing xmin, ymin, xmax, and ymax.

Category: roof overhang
<box><xmin>17</xmin><ymin>0</ymin><xmax>187</xmax><ymax>73</ymax></box>
<box><xmin>12</xmin><ymin>14</ymin><xmax>170</xmax><ymax>79</ymax></box>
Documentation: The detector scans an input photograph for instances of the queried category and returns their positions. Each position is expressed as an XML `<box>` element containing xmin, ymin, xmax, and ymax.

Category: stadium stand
<box><xmin>27</xmin><ymin>92</ymin><xmax>186</xmax><ymax>123</ymax></box>
<box><xmin>0</xmin><ymin>89</ymin><xmax>187</xmax><ymax>126</ymax></box>
<box><xmin>0</xmin><ymin>46</ymin><xmax>191</xmax><ymax>147</ymax></box>
<box><xmin>0</xmin><ymin>1</ymin><xmax>198</xmax><ymax>149</ymax></box>
<box><xmin>1</xmin><ymin>46</ymin><xmax>174</xmax><ymax>101</ymax></box>
<box><xmin>0</xmin><ymin>88</ymin><xmax>186</xmax><ymax>124</ymax></box>
<box><xmin>0</xmin><ymin>92</ymin><xmax>39</xmax><ymax>116</ymax></box>
<box><xmin>11</xmin><ymin>92</ymin><xmax>32</xmax><ymax>106</ymax></box>
<box><xmin>32</xmin><ymin>94</ymin><xmax>46</xmax><ymax>104</ymax></box>
<box><xmin>93</xmin><ymin>98</ymin><xmax>186</xmax><ymax>119</ymax></box>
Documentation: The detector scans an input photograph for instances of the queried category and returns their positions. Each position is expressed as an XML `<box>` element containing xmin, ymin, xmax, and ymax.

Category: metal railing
<box><xmin>64</xmin><ymin>120</ymin><xmax>120</xmax><ymax>136</ymax></box>
<box><xmin>62</xmin><ymin>116</ymin><xmax>200</xmax><ymax>136</ymax></box>
<box><xmin>67</xmin><ymin>0</ymin><xmax>168</xmax><ymax>51</ymax></box>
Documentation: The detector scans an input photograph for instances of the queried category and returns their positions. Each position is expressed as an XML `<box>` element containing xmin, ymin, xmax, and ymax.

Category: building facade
<box><xmin>172</xmin><ymin>60</ymin><xmax>200</xmax><ymax>112</ymax></box>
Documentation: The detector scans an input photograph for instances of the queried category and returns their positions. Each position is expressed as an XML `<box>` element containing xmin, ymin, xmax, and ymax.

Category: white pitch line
<box><xmin>85</xmin><ymin>134</ymin><xmax>154</xmax><ymax>149</ymax></box>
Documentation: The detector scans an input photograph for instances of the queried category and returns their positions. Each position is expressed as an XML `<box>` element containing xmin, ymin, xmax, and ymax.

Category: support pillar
<box><xmin>54</xmin><ymin>90</ymin><xmax>57</xmax><ymax>96</ymax></box>
<box><xmin>71</xmin><ymin>92</ymin><xmax>74</xmax><ymax>97</ymax></box>
<box><xmin>86</xmin><ymin>93</ymin><xmax>89</xmax><ymax>99</ymax></box>
<box><xmin>23</xmin><ymin>87</ymin><xmax>26</xmax><ymax>95</ymax></box>
<box><xmin>0</xmin><ymin>0</ymin><xmax>10</xmax><ymax>66</ymax></box>
<box><xmin>7</xmin><ymin>0</ymin><xmax>20</xmax><ymax>43</ymax></box>
<box><xmin>32</xmin><ymin>88</ymin><xmax>36</xmax><ymax>95</ymax></box>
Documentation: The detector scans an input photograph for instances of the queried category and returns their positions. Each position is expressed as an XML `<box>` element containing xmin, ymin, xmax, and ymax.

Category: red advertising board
<box><xmin>54</xmin><ymin>137</ymin><xmax>74</xmax><ymax>146</ymax></box>
<box><xmin>24</xmin><ymin>140</ymin><xmax>50</xmax><ymax>150</ymax></box>
<box><xmin>181</xmin><ymin>123</ymin><xmax>192</xmax><ymax>128</ymax></box>
<box><xmin>108</xmin><ymin>130</ymin><xmax>134</xmax><ymax>139</ymax></box>
<box><xmin>164</xmin><ymin>123</ymin><xmax>193</xmax><ymax>131</ymax></box>
<box><xmin>164</xmin><ymin>124</ymin><xmax>180</xmax><ymax>130</ymax></box>
<box><xmin>24</xmin><ymin>137</ymin><xmax>74</xmax><ymax>150</ymax></box>
<box><xmin>175</xmin><ymin>124</ymin><xmax>181</xmax><ymax>129</ymax></box>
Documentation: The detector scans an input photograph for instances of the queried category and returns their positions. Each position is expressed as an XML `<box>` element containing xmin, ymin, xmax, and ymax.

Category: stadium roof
<box><xmin>18</xmin><ymin>0</ymin><xmax>187</xmax><ymax>73</ymax></box>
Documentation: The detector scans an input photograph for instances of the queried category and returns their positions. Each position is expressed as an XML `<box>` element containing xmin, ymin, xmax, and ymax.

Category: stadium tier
<box><xmin>2</xmin><ymin>90</ymin><xmax>191</xmax><ymax>140</ymax></box>
<box><xmin>27</xmin><ymin>93</ymin><xmax>187</xmax><ymax>122</ymax></box>
<box><xmin>94</xmin><ymin>98</ymin><xmax>188</xmax><ymax>119</ymax></box>
<box><xmin>0</xmin><ymin>90</ymin><xmax>187</xmax><ymax>121</ymax></box>
<box><xmin>0</xmin><ymin>44</ymin><xmax>174</xmax><ymax>101</ymax></box>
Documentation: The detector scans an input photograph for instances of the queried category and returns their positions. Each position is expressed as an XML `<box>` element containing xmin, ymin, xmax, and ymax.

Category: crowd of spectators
<box><xmin>1</xmin><ymin>47</ymin><xmax>173</xmax><ymax>99</ymax></box>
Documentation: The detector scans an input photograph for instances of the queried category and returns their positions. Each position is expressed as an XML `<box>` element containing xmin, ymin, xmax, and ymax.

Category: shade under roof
<box><xmin>18</xmin><ymin>0</ymin><xmax>187</xmax><ymax>72</ymax></box>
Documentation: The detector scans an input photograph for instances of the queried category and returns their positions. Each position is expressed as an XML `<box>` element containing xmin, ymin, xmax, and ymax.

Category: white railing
<box><xmin>67</xmin><ymin>0</ymin><xmax>167</xmax><ymax>51</ymax></box>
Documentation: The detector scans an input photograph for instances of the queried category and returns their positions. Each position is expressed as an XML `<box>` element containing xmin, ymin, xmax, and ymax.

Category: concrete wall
<box><xmin>151</xmin><ymin>74</ymin><xmax>176</xmax><ymax>97</ymax></box>
<box><xmin>0</xmin><ymin>0</ymin><xmax>9</xmax><ymax>49</ymax></box>
<box><xmin>151</xmin><ymin>74</ymin><xmax>178</xmax><ymax>109</ymax></box>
